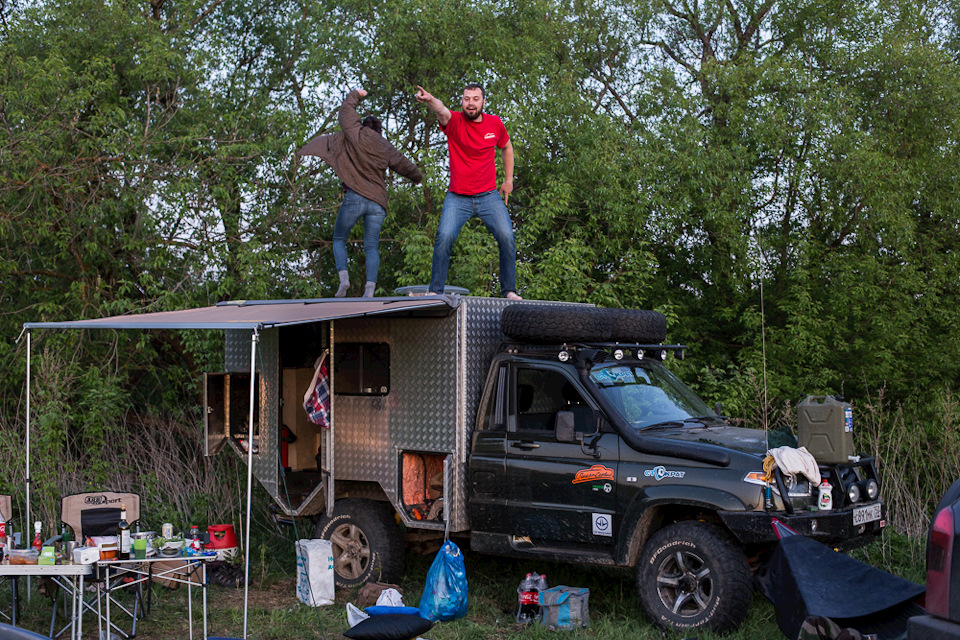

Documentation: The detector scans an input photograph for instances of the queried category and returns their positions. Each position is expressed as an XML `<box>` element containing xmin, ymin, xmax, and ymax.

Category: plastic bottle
<box><xmin>0</xmin><ymin>520</ymin><xmax>7</xmax><ymax>558</ymax></box>
<box><xmin>32</xmin><ymin>521</ymin><xmax>43</xmax><ymax>552</ymax></box>
<box><xmin>516</xmin><ymin>573</ymin><xmax>543</xmax><ymax>623</ymax></box>
<box><xmin>189</xmin><ymin>525</ymin><xmax>202</xmax><ymax>553</ymax></box>
<box><xmin>818</xmin><ymin>481</ymin><xmax>833</xmax><ymax>511</ymax></box>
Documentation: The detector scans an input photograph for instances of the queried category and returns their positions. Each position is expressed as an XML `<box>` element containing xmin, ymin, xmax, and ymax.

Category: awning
<box><xmin>22</xmin><ymin>296</ymin><xmax>458</xmax><ymax>331</ymax></box>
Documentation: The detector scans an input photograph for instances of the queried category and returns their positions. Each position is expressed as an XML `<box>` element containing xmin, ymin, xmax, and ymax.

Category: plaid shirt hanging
<box><xmin>303</xmin><ymin>352</ymin><xmax>331</xmax><ymax>428</ymax></box>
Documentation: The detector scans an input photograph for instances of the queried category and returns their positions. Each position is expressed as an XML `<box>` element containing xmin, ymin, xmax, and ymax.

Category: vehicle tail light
<box><xmin>926</xmin><ymin>506</ymin><xmax>954</xmax><ymax>618</ymax></box>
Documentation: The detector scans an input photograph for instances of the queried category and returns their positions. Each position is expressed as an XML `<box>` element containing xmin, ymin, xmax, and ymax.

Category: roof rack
<box><xmin>499</xmin><ymin>341</ymin><xmax>687</xmax><ymax>361</ymax></box>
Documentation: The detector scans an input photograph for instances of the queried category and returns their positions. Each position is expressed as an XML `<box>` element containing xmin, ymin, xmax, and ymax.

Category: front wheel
<box><xmin>313</xmin><ymin>499</ymin><xmax>404</xmax><ymax>587</ymax></box>
<box><xmin>637</xmin><ymin>521</ymin><xmax>752</xmax><ymax>633</ymax></box>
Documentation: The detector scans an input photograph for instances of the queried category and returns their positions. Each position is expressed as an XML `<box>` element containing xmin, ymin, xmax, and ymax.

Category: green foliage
<box><xmin>1</xmin><ymin>0</ymin><xmax>960</xmax><ymax>540</ymax></box>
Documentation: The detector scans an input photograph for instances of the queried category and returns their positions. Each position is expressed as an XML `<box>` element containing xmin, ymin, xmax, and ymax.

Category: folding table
<box><xmin>96</xmin><ymin>555</ymin><xmax>213</xmax><ymax>640</ymax></box>
<box><xmin>0</xmin><ymin>562</ymin><xmax>94</xmax><ymax>640</ymax></box>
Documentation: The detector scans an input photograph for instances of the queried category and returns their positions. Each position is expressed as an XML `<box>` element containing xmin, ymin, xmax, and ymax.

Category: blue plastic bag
<box><xmin>418</xmin><ymin>540</ymin><xmax>468</xmax><ymax>621</ymax></box>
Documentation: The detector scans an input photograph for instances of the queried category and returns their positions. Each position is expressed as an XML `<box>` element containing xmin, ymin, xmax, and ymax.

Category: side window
<box><xmin>478</xmin><ymin>364</ymin><xmax>507</xmax><ymax>431</ymax></box>
<box><xmin>515</xmin><ymin>368</ymin><xmax>590</xmax><ymax>432</ymax></box>
<box><xmin>335</xmin><ymin>343</ymin><xmax>389</xmax><ymax>396</ymax></box>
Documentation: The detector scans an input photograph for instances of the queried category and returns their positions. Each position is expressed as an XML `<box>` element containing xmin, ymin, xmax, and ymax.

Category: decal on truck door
<box><xmin>573</xmin><ymin>464</ymin><xmax>615</xmax><ymax>484</ymax></box>
<box><xmin>592</xmin><ymin>513</ymin><xmax>613</xmax><ymax>537</ymax></box>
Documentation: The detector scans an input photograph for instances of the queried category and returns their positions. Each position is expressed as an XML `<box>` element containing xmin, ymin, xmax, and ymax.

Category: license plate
<box><xmin>853</xmin><ymin>503</ymin><xmax>882</xmax><ymax>526</ymax></box>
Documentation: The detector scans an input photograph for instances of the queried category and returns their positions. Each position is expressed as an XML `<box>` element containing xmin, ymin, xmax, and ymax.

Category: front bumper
<box><xmin>719</xmin><ymin>501</ymin><xmax>886</xmax><ymax>549</ymax></box>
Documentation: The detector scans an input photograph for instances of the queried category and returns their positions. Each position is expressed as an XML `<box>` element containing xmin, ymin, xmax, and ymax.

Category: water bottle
<box><xmin>516</xmin><ymin>572</ymin><xmax>545</xmax><ymax>623</ymax></box>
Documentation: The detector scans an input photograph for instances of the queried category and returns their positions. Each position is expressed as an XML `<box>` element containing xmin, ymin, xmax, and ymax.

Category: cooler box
<box><xmin>797</xmin><ymin>396</ymin><xmax>856</xmax><ymax>464</ymax></box>
<box><xmin>206</xmin><ymin>524</ymin><xmax>239</xmax><ymax>560</ymax></box>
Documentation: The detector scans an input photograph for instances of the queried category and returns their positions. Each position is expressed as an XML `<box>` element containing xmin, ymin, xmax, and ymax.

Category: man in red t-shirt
<box><xmin>415</xmin><ymin>83</ymin><xmax>522</xmax><ymax>299</ymax></box>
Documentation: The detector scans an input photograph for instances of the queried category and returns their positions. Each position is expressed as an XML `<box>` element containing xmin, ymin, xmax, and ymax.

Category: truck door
<box><xmin>503</xmin><ymin>364</ymin><xmax>619</xmax><ymax>545</ymax></box>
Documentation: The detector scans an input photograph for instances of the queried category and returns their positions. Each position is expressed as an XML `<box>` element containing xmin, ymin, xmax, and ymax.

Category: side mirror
<box><xmin>556</xmin><ymin>411</ymin><xmax>577</xmax><ymax>443</ymax></box>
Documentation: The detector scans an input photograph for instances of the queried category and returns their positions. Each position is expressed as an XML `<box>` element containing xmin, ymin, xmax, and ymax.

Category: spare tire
<box><xmin>601</xmin><ymin>308</ymin><xmax>667</xmax><ymax>343</ymax></box>
<box><xmin>500</xmin><ymin>305</ymin><xmax>611</xmax><ymax>343</ymax></box>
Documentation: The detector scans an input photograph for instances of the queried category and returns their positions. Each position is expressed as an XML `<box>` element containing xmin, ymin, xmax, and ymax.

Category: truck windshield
<box><xmin>588</xmin><ymin>361</ymin><xmax>717</xmax><ymax>430</ymax></box>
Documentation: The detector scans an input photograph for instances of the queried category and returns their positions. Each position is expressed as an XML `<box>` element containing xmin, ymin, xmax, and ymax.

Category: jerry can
<box><xmin>797</xmin><ymin>396</ymin><xmax>856</xmax><ymax>464</ymax></box>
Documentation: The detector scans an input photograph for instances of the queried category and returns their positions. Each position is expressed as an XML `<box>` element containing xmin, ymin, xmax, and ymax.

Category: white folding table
<box><xmin>0</xmin><ymin>561</ymin><xmax>94</xmax><ymax>640</ymax></box>
<box><xmin>96</xmin><ymin>555</ymin><xmax>213</xmax><ymax>640</ymax></box>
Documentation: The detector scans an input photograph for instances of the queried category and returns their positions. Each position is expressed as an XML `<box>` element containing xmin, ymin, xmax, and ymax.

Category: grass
<box><xmin>2</xmin><ymin>527</ymin><xmax>923</xmax><ymax>640</ymax></box>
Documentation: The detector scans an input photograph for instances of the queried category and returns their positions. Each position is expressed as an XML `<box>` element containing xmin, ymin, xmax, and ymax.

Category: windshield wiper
<box><xmin>639</xmin><ymin>420</ymin><xmax>685</xmax><ymax>430</ymax></box>
<box><xmin>640</xmin><ymin>416</ymin><xmax>725</xmax><ymax>430</ymax></box>
<box><xmin>683</xmin><ymin>415</ymin><xmax>725</xmax><ymax>425</ymax></box>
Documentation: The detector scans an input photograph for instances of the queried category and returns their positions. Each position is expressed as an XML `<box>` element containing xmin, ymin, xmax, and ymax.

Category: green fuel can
<box><xmin>797</xmin><ymin>396</ymin><xmax>856</xmax><ymax>464</ymax></box>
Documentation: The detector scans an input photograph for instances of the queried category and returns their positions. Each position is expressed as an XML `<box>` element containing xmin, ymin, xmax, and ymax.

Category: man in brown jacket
<box><xmin>299</xmin><ymin>89</ymin><xmax>422</xmax><ymax>297</ymax></box>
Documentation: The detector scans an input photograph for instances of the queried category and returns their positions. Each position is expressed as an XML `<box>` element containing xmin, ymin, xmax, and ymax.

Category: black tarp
<box><xmin>756</xmin><ymin>535</ymin><xmax>926</xmax><ymax>640</ymax></box>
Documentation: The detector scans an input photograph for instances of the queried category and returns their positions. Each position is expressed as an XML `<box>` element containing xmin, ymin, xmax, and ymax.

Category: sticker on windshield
<box><xmin>644</xmin><ymin>465</ymin><xmax>685</xmax><ymax>481</ymax></box>
<box><xmin>592</xmin><ymin>513</ymin><xmax>613</xmax><ymax>537</ymax></box>
<box><xmin>573</xmin><ymin>464</ymin><xmax>615</xmax><ymax>484</ymax></box>
<box><xmin>591</xmin><ymin>368</ymin><xmax>634</xmax><ymax>384</ymax></box>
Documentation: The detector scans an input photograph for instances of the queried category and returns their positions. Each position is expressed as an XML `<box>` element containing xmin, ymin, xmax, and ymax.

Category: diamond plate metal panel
<box><xmin>332</xmin><ymin>319</ymin><xmax>395</xmax><ymax>503</ymax></box>
<box><xmin>225</xmin><ymin>330</ymin><xmax>251</xmax><ymax>370</ymax></box>
<box><xmin>223</xmin><ymin>328</ymin><xmax>278</xmax><ymax>498</ymax></box>
<box><xmin>255</xmin><ymin>329</ymin><xmax>279</xmax><ymax>498</ymax></box>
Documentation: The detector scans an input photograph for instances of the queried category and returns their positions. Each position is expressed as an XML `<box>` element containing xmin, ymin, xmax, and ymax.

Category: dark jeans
<box><xmin>332</xmin><ymin>189</ymin><xmax>386</xmax><ymax>282</ymax></box>
<box><xmin>429</xmin><ymin>190</ymin><xmax>517</xmax><ymax>295</ymax></box>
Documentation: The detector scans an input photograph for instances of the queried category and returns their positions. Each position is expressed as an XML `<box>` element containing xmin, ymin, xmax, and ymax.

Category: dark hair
<box><xmin>361</xmin><ymin>115</ymin><xmax>382</xmax><ymax>135</ymax></box>
<box><xmin>463</xmin><ymin>82</ymin><xmax>485</xmax><ymax>99</ymax></box>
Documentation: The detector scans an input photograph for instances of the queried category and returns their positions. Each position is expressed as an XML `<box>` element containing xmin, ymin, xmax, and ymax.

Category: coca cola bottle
<box><xmin>516</xmin><ymin>573</ymin><xmax>540</xmax><ymax>623</ymax></box>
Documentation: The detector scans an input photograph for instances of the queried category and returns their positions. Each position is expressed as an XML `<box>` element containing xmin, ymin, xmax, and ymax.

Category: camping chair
<box><xmin>0</xmin><ymin>494</ymin><xmax>15</xmax><ymax>624</ymax></box>
<box><xmin>55</xmin><ymin>491</ymin><xmax>143</xmax><ymax>639</ymax></box>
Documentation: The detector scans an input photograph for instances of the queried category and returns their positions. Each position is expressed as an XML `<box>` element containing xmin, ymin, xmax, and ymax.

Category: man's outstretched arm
<box><xmin>500</xmin><ymin>139</ymin><xmax>515</xmax><ymax>204</ymax></box>
<box><xmin>415</xmin><ymin>85</ymin><xmax>452</xmax><ymax>127</ymax></box>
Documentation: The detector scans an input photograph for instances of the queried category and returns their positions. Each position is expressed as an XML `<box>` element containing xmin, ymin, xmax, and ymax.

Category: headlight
<box><xmin>864</xmin><ymin>479</ymin><xmax>879</xmax><ymax>501</ymax></box>
<box><xmin>847</xmin><ymin>483</ymin><xmax>861</xmax><ymax>504</ymax></box>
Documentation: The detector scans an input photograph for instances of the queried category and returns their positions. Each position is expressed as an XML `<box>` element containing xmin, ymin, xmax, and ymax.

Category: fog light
<box><xmin>614</xmin><ymin>349</ymin><xmax>624</xmax><ymax>360</ymax></box>
<box><xmin>558</xmin><ymin>351</ymin><xmax>570</xmax><ymax>362</ymax></box>
<box><xmin>847</xmin><ymin>483</ymin><xmax>861</xmax><ymax>504</ymax></box>
<box><xmin>659</xmin><ymin>350</ymin><xmax>667</xmax><ymax>361</ymax></box>
<box><xmin>864</xmin><ymin>479</ymin><xmax>879</xmax><ymax>501</ymax></box>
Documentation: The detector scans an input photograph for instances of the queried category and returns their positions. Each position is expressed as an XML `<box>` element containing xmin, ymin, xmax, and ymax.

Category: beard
<box><xmin>463</xmin><ymin>107</ymin><xmax>483</xmax><ymax>121</ymax></box>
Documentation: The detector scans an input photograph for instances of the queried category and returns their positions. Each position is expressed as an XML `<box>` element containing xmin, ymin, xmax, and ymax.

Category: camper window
<box><xmin>335</xmin><ymin>343</ymin><xmax>390</xmax><ymax>396</ymax></box>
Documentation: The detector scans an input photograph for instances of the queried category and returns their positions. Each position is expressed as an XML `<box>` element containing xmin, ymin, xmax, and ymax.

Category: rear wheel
<box><xmin>313</xmin><ymin>499</ymin><xmax>403</xmax><ymax>587</ymax></box>
<box><xmin>637</xmin><ymin>521</ymin><xmax>752</xmax><ymax>633</ymax></box>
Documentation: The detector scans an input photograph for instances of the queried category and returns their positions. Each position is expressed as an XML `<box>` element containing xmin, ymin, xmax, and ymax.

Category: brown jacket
<box><xmin>298</xmin><ymin>91</ymin><xmax>422</xmax><ymax>211</ymax></box>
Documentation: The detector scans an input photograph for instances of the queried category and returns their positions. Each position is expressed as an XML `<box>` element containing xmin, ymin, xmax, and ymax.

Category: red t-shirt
<box><xmin>440</xmin><ymin>111</ymin><xmax>509</xmax><ymax>195</ymax></box>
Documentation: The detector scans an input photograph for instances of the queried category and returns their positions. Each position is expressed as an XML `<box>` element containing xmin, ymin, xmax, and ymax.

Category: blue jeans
<box><xmin>332</xmin><ymin>189</ymin><xmax>386</xmax><ymax>283</ymax></box>
<box><xmin>429</xmin><ymin>190</ymin><xmax>517</xmax><ymax>296</ymax></box>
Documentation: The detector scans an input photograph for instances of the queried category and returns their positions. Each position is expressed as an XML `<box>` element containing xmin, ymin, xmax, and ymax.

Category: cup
<box><xmin>133</xmin><ymin>538</ymin><xmax>147</xmax><ymax>560</ymax></box>
<box><xmin>65</xmin><ymin>541</ymin><xmax>77</xmax><ymax>559</ymax></box>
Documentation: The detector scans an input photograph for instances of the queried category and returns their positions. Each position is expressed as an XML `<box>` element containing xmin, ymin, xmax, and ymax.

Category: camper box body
<box><xmin>204</xmin><ymin>296</ymin><xmax>566</xmax><ymax>533</ymax></box>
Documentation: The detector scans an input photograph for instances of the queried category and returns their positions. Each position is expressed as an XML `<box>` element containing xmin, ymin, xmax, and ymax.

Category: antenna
<box><xmin>755</xmin><ymin>232</ymin><xmax>769</xmax><ymax>434</ymax></box>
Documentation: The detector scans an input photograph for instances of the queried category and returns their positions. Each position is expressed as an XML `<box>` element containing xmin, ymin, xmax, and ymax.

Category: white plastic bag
<box><xmin>376</xmin><ymin>588</ymin><xmax>405</xmax><ymax>607</ymax></box>
<box><xmin>296</xmin><ymin>539</ymin><xmax>335</xmax><ymax>606</ymax></box>
<box><xmin>346</xmin><ymin>602</ymin><xmax>369</xmax><ymax>627</ymax></box>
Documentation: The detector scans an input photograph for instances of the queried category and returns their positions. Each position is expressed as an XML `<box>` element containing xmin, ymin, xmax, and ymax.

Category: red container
<box><xmin>206</xmin><ymin>524</ymin><xmax>238</xmax><ymax>550</ymax></box>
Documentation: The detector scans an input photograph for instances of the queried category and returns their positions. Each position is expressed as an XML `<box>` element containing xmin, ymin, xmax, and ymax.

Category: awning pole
<box><xmin>243</xmin><ymin>328</ymin><xmax>259</xmax><ymax>639</ymax></box>
<box><xmin>25</xmin><ymin>330</ymin><xmax>32</xmax><ymax>602</ymax></box>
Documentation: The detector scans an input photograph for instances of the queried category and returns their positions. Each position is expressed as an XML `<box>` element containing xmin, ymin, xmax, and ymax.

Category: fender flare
<box><xmin>615</xmin><ymin>488</ymin><xmax>748</xmax><ymax>566</ymax></box>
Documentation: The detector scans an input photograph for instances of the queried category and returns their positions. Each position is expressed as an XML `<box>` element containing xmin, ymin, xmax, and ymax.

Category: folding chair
<box><xmin>55</xmin><ymin>491</ymin><xmax>143</xmax><ymax>639</ymax></box>
<box><xmin>0</xmin><ymin>494</ymin><xmax>15</xmax><ymax>625</ymax></box>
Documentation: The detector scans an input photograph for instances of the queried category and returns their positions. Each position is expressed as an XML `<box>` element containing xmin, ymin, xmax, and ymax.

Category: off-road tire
<box><xmin>637</xmin><ymin>521</ymin><xmax>752</xmax><ymax>633</ymax></box>
<box><xmin>601</xmin><ymin>308</ymin><xmax>667</xmax><ymax>343</ymax></box>
<box><xmin>500</xmin><ymin>305</ymin><xmax>611</xmax><ymax>343</ymax></box>
<box><xmin>313</xmin><ymin>499</ymin><xmax>404</xmax><ymax>587</ymax></box>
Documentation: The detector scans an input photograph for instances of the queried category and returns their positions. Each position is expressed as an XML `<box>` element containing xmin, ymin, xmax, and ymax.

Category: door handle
<box><xmin>511</xmin><ymin>441</ymin><xmax>540</xmax><ymax>450</ymax></box>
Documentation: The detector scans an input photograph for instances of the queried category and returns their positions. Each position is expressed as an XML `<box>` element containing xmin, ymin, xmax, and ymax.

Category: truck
<box><xmin>199</xmin><ymin>295</ymin><xmax>886</xmax><ymax>633</ymax></box>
